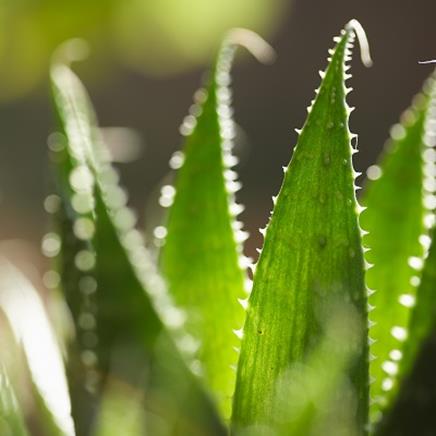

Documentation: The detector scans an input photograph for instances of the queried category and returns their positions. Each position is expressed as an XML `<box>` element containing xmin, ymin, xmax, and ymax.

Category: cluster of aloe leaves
<box><xmin>0</xmin><ymin>19</ymin><xmax>435</xmax><ymax>436</ymax></box>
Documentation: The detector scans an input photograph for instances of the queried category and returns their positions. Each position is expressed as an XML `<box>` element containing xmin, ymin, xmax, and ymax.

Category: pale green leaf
<box><xmin>160</xmin><ymin>29</ymin><xmax>274</xmax><ymax>417</ymax></box>
<box><xmin>0</xmin><ymin>365</ymin><xmax>29</xmax><ymax>436</ymax></box>
<box><xmin>0</xmin><ymin>257</ymin><xmax>75</xmax><ymax>436</ymax></box>
<box><xmin>231</xmin><ymin>21</ymin><xmax>370</xmax><ymax>434</ymax></box>
<box><xmin>50</xmin><ymin>51</ymin><xmax>226</xmax><ymax>436</ymax></box>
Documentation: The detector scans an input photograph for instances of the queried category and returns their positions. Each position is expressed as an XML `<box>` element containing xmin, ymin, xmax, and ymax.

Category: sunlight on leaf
<box><xmin>360</xmin><ymin>71</ymin><xmax>436</xmax><ymax>423</ymax></box>
<box><xmin>50</xmin><ymin>49</ymin><xmax>226</xmax><ymax>435</ymax></box>
<box><xmin>0</xmin><ymin>365</ymin><xmax>29</xmax><ymax>436</ymax></box>
<box><xmin>0</xmin><ymin>257</ymin><xmax>75</xmax><ymax>436</ymax></box>
<box><xmin>161</xmin><ymin>29</ymin><xmax>274</xmax><ymax>418</ymax></box>
<box><xmin>373</xmin><ymin>78</ymin><xmax>436</xmax><ymax>434</ymax></box>
<box><xmin>272</xmin><ymin>302</ymin><xmax>362</xmax><ymax>436</ymax></box>
<box><xmin>231</xmin><ymin>20</ymin><xmax>371</xmax><ymax>434</ymax></box>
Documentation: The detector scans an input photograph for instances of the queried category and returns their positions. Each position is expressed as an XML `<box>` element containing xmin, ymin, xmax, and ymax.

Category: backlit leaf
<box><xmin>50</xmin><ymin>48</ymin><xmax>226</xmax><ymax>436</ymax></box>
<box><xmin>360</xmin><ymin>71</ymin><xmax>436</xmax><ymax>422</ymax></box>
<box><xmin>373</xmin><ymin>79</ymin><xmax>436</xmax><ymax>433</ymax></box>
<box><xmin>0</xmin><ymin>365</ymin><xmax>29</xmax><ymax>436</ymax></box>
<box><xmin>0</xmin><ymin>257</ymin><xmax>75</xmax><ymax>436</ymax></box>
<box><xmin>231</xmin><ymin>21</ymin><xmax>370</xmax><ymax>434</ymax></box>
<box><xmin>272</xmin><ymin>302</ymin><xmax>362</xmax><ymax>436</ymax></box>
<box><xmin>160</xmin><ymin>29</ymin><xmax>274</xmax><ymax>417</ymax></box>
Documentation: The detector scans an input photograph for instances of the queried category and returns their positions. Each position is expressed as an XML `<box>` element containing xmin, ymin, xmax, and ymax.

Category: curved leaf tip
<box><xmin>161</xmin><ymin>28</ymin><xmax>274</xmax><ymax>418</ymax></box>
<box><xmin>231</xmin><ymin>21</ymin><xmax>370</xmax><ymax>434</ymax></box>
<box><xmin>224</xmin><ymin>28</ymin><xmax>276</xmax><ymax>64</ymax></box>
<box><xmin>345</xmin><ymin>19</ymin><xmax>373</xmax><ymax>68</ymax></box>
<box><xmin>52</xmin><ymin>38</ymin><xmax>90</xmax><ymax>66</ymax></box>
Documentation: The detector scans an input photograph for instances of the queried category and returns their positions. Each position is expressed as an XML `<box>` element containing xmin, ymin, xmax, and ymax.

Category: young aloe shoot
<box><xmin>160</xmin><ymin>28</ymin><xmax>274</xmax><ymax>419</ymax></box>
<box><xmin>231</xmin><ymin>19</ymin><xmax>372</xmax><ymax>435</ymax></box>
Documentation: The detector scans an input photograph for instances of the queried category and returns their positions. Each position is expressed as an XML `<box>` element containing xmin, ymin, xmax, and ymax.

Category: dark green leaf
<box><xmin>272</xmin><ymin>301</ymin><xmax>363</xmax><ymax>436</ymax></box>
<box><xmin>231</xmin><ymin>21</ymin><xmax>370</xmax><ymax>434</ymax></box>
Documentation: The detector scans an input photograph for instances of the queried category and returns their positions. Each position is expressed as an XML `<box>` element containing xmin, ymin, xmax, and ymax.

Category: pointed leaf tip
<box><xmin>231</xmin><ymin>23</ymin><xmax>369</xmax><ymax>434</ymax></box>
<box><xmin>161</xmin><ymin>26</ymin><xmax>264</xmax><ymax>418</ymax></box>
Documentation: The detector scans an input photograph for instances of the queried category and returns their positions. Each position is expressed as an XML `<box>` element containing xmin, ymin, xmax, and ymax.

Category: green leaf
<box><xmin>50</xmin><ymin>50</ymin><xmax>226</xmax><ymax>436</ymax></box>
<box><xmin>0</xmin><ymin>257</ymin><xmax>75</xmax><ymax>436</ymax></box>
<box><xmin>374</xmin><ymin>223</ymin><xmax>436</xmax><ymax>436</ymax></box>
<box><xmin>272</xmin><ymin>302</ymin><xmax>362</xmax><ymax>436</ymax></box>
<box><xmin>360</xmin><ymin>72</ymin><xmax>436</xmax><ymax>422</ymax></box>
<box><xmin>402</xmin><ymin>226</ymin><xmax>436</xmax><ymax>376</ymax></box>
<box><xmin>0</xmin><ymin>365</ymin><xmax>29</xmax><ymax>436</ymax></box>
<box><xmin>46</xmin><ymin>61</ymin><xmax>104</xmax><ymax>434</ymax></box>
<box><xmin>49</xmin><ymin>196</ymin><xmax>97</xmax><ymax>436</ymax></box>
<box><xmin>231</xmin><ymin>21</ymin><xmax>370</xmax><ymax>434</ymax></box>
<box><xmin>160</xmin><ymin>29</ymin><xmax>274</xmax><ymax>417</ymax></box>
<box><xmin>373</xmin><ymin>76</ymin><xmax>436</xmax><ymax>435</ymax></box>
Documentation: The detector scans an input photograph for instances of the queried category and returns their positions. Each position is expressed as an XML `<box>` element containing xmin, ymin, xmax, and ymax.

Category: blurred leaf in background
<box><xmin>0</xmin><ymin>0</ymin><xmax>289</xmax><ymax>101</ymax></box>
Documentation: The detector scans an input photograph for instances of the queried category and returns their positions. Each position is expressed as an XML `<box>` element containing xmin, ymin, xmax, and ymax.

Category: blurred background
<box><xmin>1</xmin><ymin>0</ymin><xmax>436</xmax><ymax>260</ymax></box>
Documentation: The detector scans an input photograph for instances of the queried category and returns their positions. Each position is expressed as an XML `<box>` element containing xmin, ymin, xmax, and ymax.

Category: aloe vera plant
<box><xmin>0</xmin><ymin>18</ymin><xmax>436</xmax><ymax>436</ymax></box>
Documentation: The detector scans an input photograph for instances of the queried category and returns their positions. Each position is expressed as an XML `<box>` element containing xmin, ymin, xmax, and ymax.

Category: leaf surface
<box><xmin>50</xmin><ymin>55</ymin><xmax>226</xmax><ymax>436</ymax></box>
<box><xmin>373</xmin><ymin>75</ymin><xmax>436</xmax><ymax>434</ymax></box>
<box><xmin>231</xmin><ymin>22</ymin><xmax>369</xmax><ymax>434</ymax></box>
<box><xmin>0</xmin><ymin>257</ymin><xmax>75</xmax><ymax>436</ymax></box>
<box><xmin>160</xmin><ymin>29</ymin><xmax>273</xmax><ymax>417</ymax></box>
<box><xmin>0</xmin><ymin>365</ymin><xmax>29</xmax><ymax>436</ymax></box>
<box><xmin>273</xmin><ymin>302</ymin><xmax>362</xmax><ymax>436</ymax></box>
<box><xmin>360</xmin><ymin>72</ymin><xmax>436</xmax><ymax>421</ymax></box>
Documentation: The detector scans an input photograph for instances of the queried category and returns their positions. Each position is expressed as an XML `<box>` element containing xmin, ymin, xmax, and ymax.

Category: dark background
<box><xmin>1</xmin><ymin>0</ymin><xmax>436</xmax><ymax>259</ymax></box>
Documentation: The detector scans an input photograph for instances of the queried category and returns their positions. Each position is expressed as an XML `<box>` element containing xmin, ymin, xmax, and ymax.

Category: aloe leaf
<box><xmin>231</xmin><ymin>21</ymin><xmax>371</xmax><ymax>434</ymax></box>
<box><xmin>0</xmin><ymin>365</ymin><xmax>29</xmax><ymax>436</ymax></box>
<box><xmin>373</xmin><ymin>79</ymin><xmax>436</xmax><ymax>434</ymax></box>
<box><xmin>273</xmin><ymin>302</ymin><xmax>362</xmax><ymax>436</ymax></box>
<box><xmin>0</xmin><ymin>257</ymin><xmax>75</xmax><ymax>436</ymax></box>
<box><xmin>46</xmin><ymin>63</ymin><xmax>102</xmax><ymax>434</ymax></box>
<box><xmin>50</xmin><ymin>47</ymin><xmax>226</xmax><ymax>436</ymax></box>
<box><xmin>374</xmin><ymin>224</ymin><xmax>436</xmax><ymax>436</ymax></box>
<box><xmin>402</xmin><ymin>223</ymin><xmax>436</xmax><ymax>376</ymax></box>
<box><xmin>160</xmin><ymin>29</ymin><xmax>274</xmax><ymax>417</ymax></box>
<box><xmin>360</xmin><ymin>72</ymin><xmax>436</xmax><ymax>422</ymax></box>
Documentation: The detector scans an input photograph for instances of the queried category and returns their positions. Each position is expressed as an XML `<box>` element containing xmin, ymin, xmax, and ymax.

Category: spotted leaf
<box><xmin>231</xmin><ymin>21</ymin><xmax>371</xmax><ymax>434</ymax></box>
